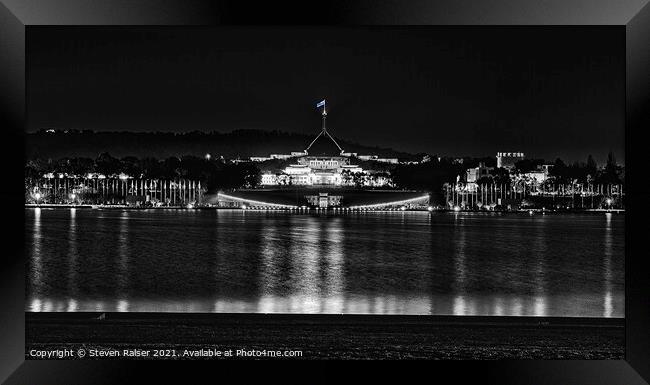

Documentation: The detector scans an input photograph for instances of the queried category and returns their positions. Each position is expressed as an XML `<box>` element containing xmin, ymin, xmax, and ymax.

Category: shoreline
<box><xmin>26</xmin><ymin>312</ymin><xmax>624</xmax><ymax>359</ymax></box>
<box><xmin>24</xmin><ymin>203</ymin><xmax>625</xmax><ymax>214</ymax></box>
<box><xmin>26</xmin><ymin>311</ymin><xmax>625</xmax><ymax>324</ymax></box>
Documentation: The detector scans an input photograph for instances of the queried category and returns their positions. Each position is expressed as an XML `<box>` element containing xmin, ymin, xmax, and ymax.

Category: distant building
<box><xmin>466</xmin><ymin>162</ymin><xmax>494</xmax><ymax>183</ymax></box>
<box><xmin>250</xmin><ymin>156</ymin><xmax>272</xmax><ymax>162</ymax></box>
<box><xmin>376</xmin><ymin>158</ymin><xmax>399</xmax><ymax>164</ymax></box>
<box><xmin>261</xmin><ymin>173</ymin><xmax>277</xmax><ymax>185</ymax></box>
<box><xmin>269</xmin><ymin>154</ymin><xmax>293</xmax><ymax>160</ymax></box>
<box><xmin>523</xmin><ymin>171</ymin><xmax>547</xmax><ymax>184</ymax></box>
<box><xmin>496</xmin><ymin>152</ymin><xmax>525</xmax><ymax>169</ymax></box>
<box><xmin>539</xmin><ymin>164</ymin><xmax>554</xmax><ymax>173</ymax></box>
<box><xmin>278</xmin><ymin>147</ymin><xmax>364</xmax><ymax>186</ymax></box>
<box><xmin>305</xmin><ymin>192</ymin><xmax>343</xmax><ymax>208</ymax></box>
<box><xmin>355</xmin><ymin>155</ymin><xmax>398</xmax><ymax>163</ymax></box>
<box><xmin>256</xmin><ymin>105</ymin><xmax>392</xmax><ymax>187</ymax></box>
<box><xmin>365</xmin><ymin>172</ymin><xmax>392</xmax><ymax>187</ymax></box>
<box><xmin>521</xmin><ymin>164</ymin><xmax>553</xmax><ymax>184</ymax></box>
<box><xmin>85</xmin><ymin>173</ymin><xmax>106</xmax><ymax>179</ymax></box>
<box><xmin>358</xmin><ymin>155</ymin><xmax>378</xmax><ymax>161</ymax></box>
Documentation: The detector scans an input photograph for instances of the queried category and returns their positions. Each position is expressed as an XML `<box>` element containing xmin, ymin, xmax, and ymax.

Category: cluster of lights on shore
<box><xmin>33</xmin><ymin>192</ymin><xmax>76</xmax><ymax>201</ymax></box>
<box><xmin>29</xmin><ymin>191</ymin><xmax>617</xmax><ymax>212</ymax></box>
<box><xmin>238</xmin><ymin>204</ymin><xmax>435</xmax><ymax>212</ymax></box>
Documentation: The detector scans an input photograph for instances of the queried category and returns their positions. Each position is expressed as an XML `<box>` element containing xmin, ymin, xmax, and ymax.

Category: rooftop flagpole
<box><xmin>306</xmin><ymin>99</ymin><xmax>343</xmax><ymax>155</ymax></box>
<box><xmin>321</xmin><ymin>99</ymin><xmax>327</xmax><ymax>132</ymax></box>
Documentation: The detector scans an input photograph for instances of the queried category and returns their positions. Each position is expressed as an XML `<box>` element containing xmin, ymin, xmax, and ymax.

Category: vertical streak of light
<box><xmin>453</xmin><ymin>214</ymin><xmax>467</xmax><ymax>316</ymax></box>
<box><xmin>30</xmin><ymin>298</ymin><xmax>42</xmax><ymax>313</ymax></box>
<box><xmin>117</xmin><ymin>210</ymin><xmax>130</xmax><ymax>312</ymax></box>
<box><xmin>66</xmin><ymin>298</ymin><xmax>77</xmax><ymax>312</ymax></box>
<box><xmin>289</xmin><ymin>216</ymin><xmax>321</xmax><ymax>313</ymax></box>
<box><xmin>512</xmin><ymin>297</ymin><xmax>523</xmax><ymax>316</ymax></box>
<box><xmin>493</xmin><ymin>297</ymin><xmax>504</xmax><ymax>316</ymax></box>
<box><xmin>453</xmin><ymin>296</ymin><xmax>466</xmax><ymax>316</ymax></box>
<box><xmin>533</xmin><ymin>216</ymin><xmax>547</xmax><ymax>317</ymax></box>
<box><xmin>212</xmin><ymin>210</ymin><xmax>249</xmax><ymax>313</ymax></box>
<box><xmin>305</xmin><ymin>217</ymin><xmax>321</xmax><ymax>313</ymax></box>
<box><xmin>30</xmin><ymin>208</ymin><xmax>43</xmax><ymax>305</ymax></box>
<box><xmin>259</xmin><ymin>221</ymin><xmax>278</xmax><ymax>313</ymax></box>
<box><xmin>324</xmin><ymin>218</ymin><xmax>344</xmax><ymax>313</ymax></box>
<box><xmin>604</xmin><ymin>213</ymin><xmax>613</xmax><ymax>318</ymax></box>
<box><xmin>68</xmin><ymin>208</ymin><xmax>78</xmax><ymax>310</ymax></box>
<box><xmin>213</xmin><ymin>210</ymin><xmax>224</xmax><ymax>313</ymax></box>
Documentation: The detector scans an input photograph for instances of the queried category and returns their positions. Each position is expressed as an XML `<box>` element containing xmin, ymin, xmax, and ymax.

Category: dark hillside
<box><xmin>26</xmin><ymin>129</ymin><xmax>418</xmax><ymax>161</ymax></box>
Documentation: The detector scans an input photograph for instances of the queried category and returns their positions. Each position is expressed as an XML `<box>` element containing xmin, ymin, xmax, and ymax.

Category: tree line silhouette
<box><xmin>25</xmin><ymin>151</ymin><xmax>623</xmax><ymax>194</ymax></box>
<box><xmin>391</xmin><ymin>152</ymin><xmax>624</xmax><ymax>196</ymax></box>
<box><xmin>25</xmin><ymin>153</ymin><xmax>261</xmax><ymax>191</ymax></box>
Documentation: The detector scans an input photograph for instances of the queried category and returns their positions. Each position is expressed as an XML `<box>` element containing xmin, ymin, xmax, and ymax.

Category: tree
<box><xmin>586</xmin><ymin>154</ymin><xmax>597</xmax><ymax>174</ymax></box>
<box><xmin>138</xmin><ymin>157</ymin><xmax>164</xmax><ymax>179</ymax></box>
<box><xmin>341</xmin><ymin>170</ymin><xmax>354</xmax><ymax>186</ymax></box>
<box><xmin>120</xmin><ymin>156</ymin><xmax>141</xmax><ymax>178</ymax></box>
<box><xmin>391</xmin><ymin>157</ymin><xmax>463</xmax><ymax>192</ymax></box>
<box><xmin>95</xmin><ymin>153</ymin><xmax>121</xmax><ymax>176</ymax></box>
<box><xmin>582</xmin><ymin>154</ymin><xmax>597</xmax><ymax>184</ymax></box>
<box><xmin>162</xmin><ymin>157</ymin><xmax>182</xmax><ymax>179</ymax></box>
<box><xmin>514</xmin><ymin>158</ymin><xmax>544</xmax><ymax>173</ymax></box>
<box><xmin>25</xmin><ymin>159</ymin><xmax>48</xmax><ymax>181</ymax></box>
<box><xmin>476</xmin><ymin>176</ymin><xmax>493</xmax><ymax>185</ymax></box>
<box><xmin>549</xmin><ymin>158</ymin><xmax>569</xmax><ymax>184</ymax></box>
<box><xmin>597</xmin><ymin>151</ymin><xmax>622</xmax><ymax>184</ymax></box>
<box><xmin>492</xmin><ymin>168</ymin><xmax>512</xmax><ymax>185</ymax></box>
<box><xmin>239</xmin><ymin>163</ymin><xmax>261</xmax><ymax>188</ymax></box>
<box><xmin>180</xmin><ymin>155</ymin><xmax>210</xmax><ymax>180</ymax></box>
<box><xmin>55</xmin><ymin>158</ymin><xmax>73</xmax><ymax>174</ymax></box>
<box><xmin>70</xmin><ymin>157</ymin><xmax>95</xmax><ymax>176</ymax></box>
<box><xmin>353</xmin><ymin>172</ymin><xmax>366</xmax><ymax>188</ymax></box>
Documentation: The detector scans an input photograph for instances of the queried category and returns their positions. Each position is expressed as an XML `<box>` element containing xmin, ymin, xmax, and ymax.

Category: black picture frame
<box><xmin>1</xmin><ymin>0</ymin><xmax>649</xmax><ymax>383</ymax></box>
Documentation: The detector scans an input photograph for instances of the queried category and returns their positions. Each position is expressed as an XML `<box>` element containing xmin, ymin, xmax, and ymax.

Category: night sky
<box><xmin>27</xmin><ymin>26</ymin><xmax>625</xmax><ymax>163</ymax></box>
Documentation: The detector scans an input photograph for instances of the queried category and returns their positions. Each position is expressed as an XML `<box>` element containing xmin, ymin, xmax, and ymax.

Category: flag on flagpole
<box><xmin>316</xmin><ymin>99</ymin><xmax>326</xmax><ymax>108</ymax></box>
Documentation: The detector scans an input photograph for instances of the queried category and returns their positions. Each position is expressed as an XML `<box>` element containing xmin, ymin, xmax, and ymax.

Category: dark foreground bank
<box><xmin>26</xmin><ymin>313</ymin><xmax>624</xmax><ymax>360</ymax></box>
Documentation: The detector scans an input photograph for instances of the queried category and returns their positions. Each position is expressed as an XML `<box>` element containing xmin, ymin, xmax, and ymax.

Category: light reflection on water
<box><xmin>117</xmin><ymin>211</ymin><xmax>129</xmax><ymax>301</ymax></box>
<box><xmin>452</xmin><ymin>213</ymin><xmax>466</xmax><ymax>315</ymax></box>
<box><xmin>604</xmin><ymin>212</ymin><xmax>613</xmax><ymax>318</ymax></box>
<box><xmin>26</xmin><ymin>294</ymin><xmax>620</xmax><ymax>316</ymax></box>
<box><xmin>30</xmin><ymin>208</ymin><xmax>42</xmax><ymax>296</ymax></box>
<box><xmin>26</xmin><ymin>209</ymin><xmax>625</xmax><ymax>317</ymax></box>
<box><xmin>533</xmin><ymin>216</ymin><xmax>547</xmax><ymax>316</ymax></box>
<box><xmin>68</xmin><ymin>208</ymin><xmax>78</xmax><ymax>299</ymax></box>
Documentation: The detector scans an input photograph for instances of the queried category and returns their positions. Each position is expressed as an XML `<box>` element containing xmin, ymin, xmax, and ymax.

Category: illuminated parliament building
<box><xmin>257</xmin><ymin>102</ymin><xmax>393</xmax><ymax>188</ymax></box>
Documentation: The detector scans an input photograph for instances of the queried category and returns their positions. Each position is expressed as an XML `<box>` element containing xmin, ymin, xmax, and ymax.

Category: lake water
<box><xmin>25</xmin><ymin>208</ymin><xmax>624</xmax><ymax>317</ymax></box>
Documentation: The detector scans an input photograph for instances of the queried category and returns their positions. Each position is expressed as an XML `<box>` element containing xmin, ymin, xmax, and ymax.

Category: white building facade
<box><xmin>256</xmin><ymin>103</ymin><xmax>395</xmax><ymax>188</ymax></box>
